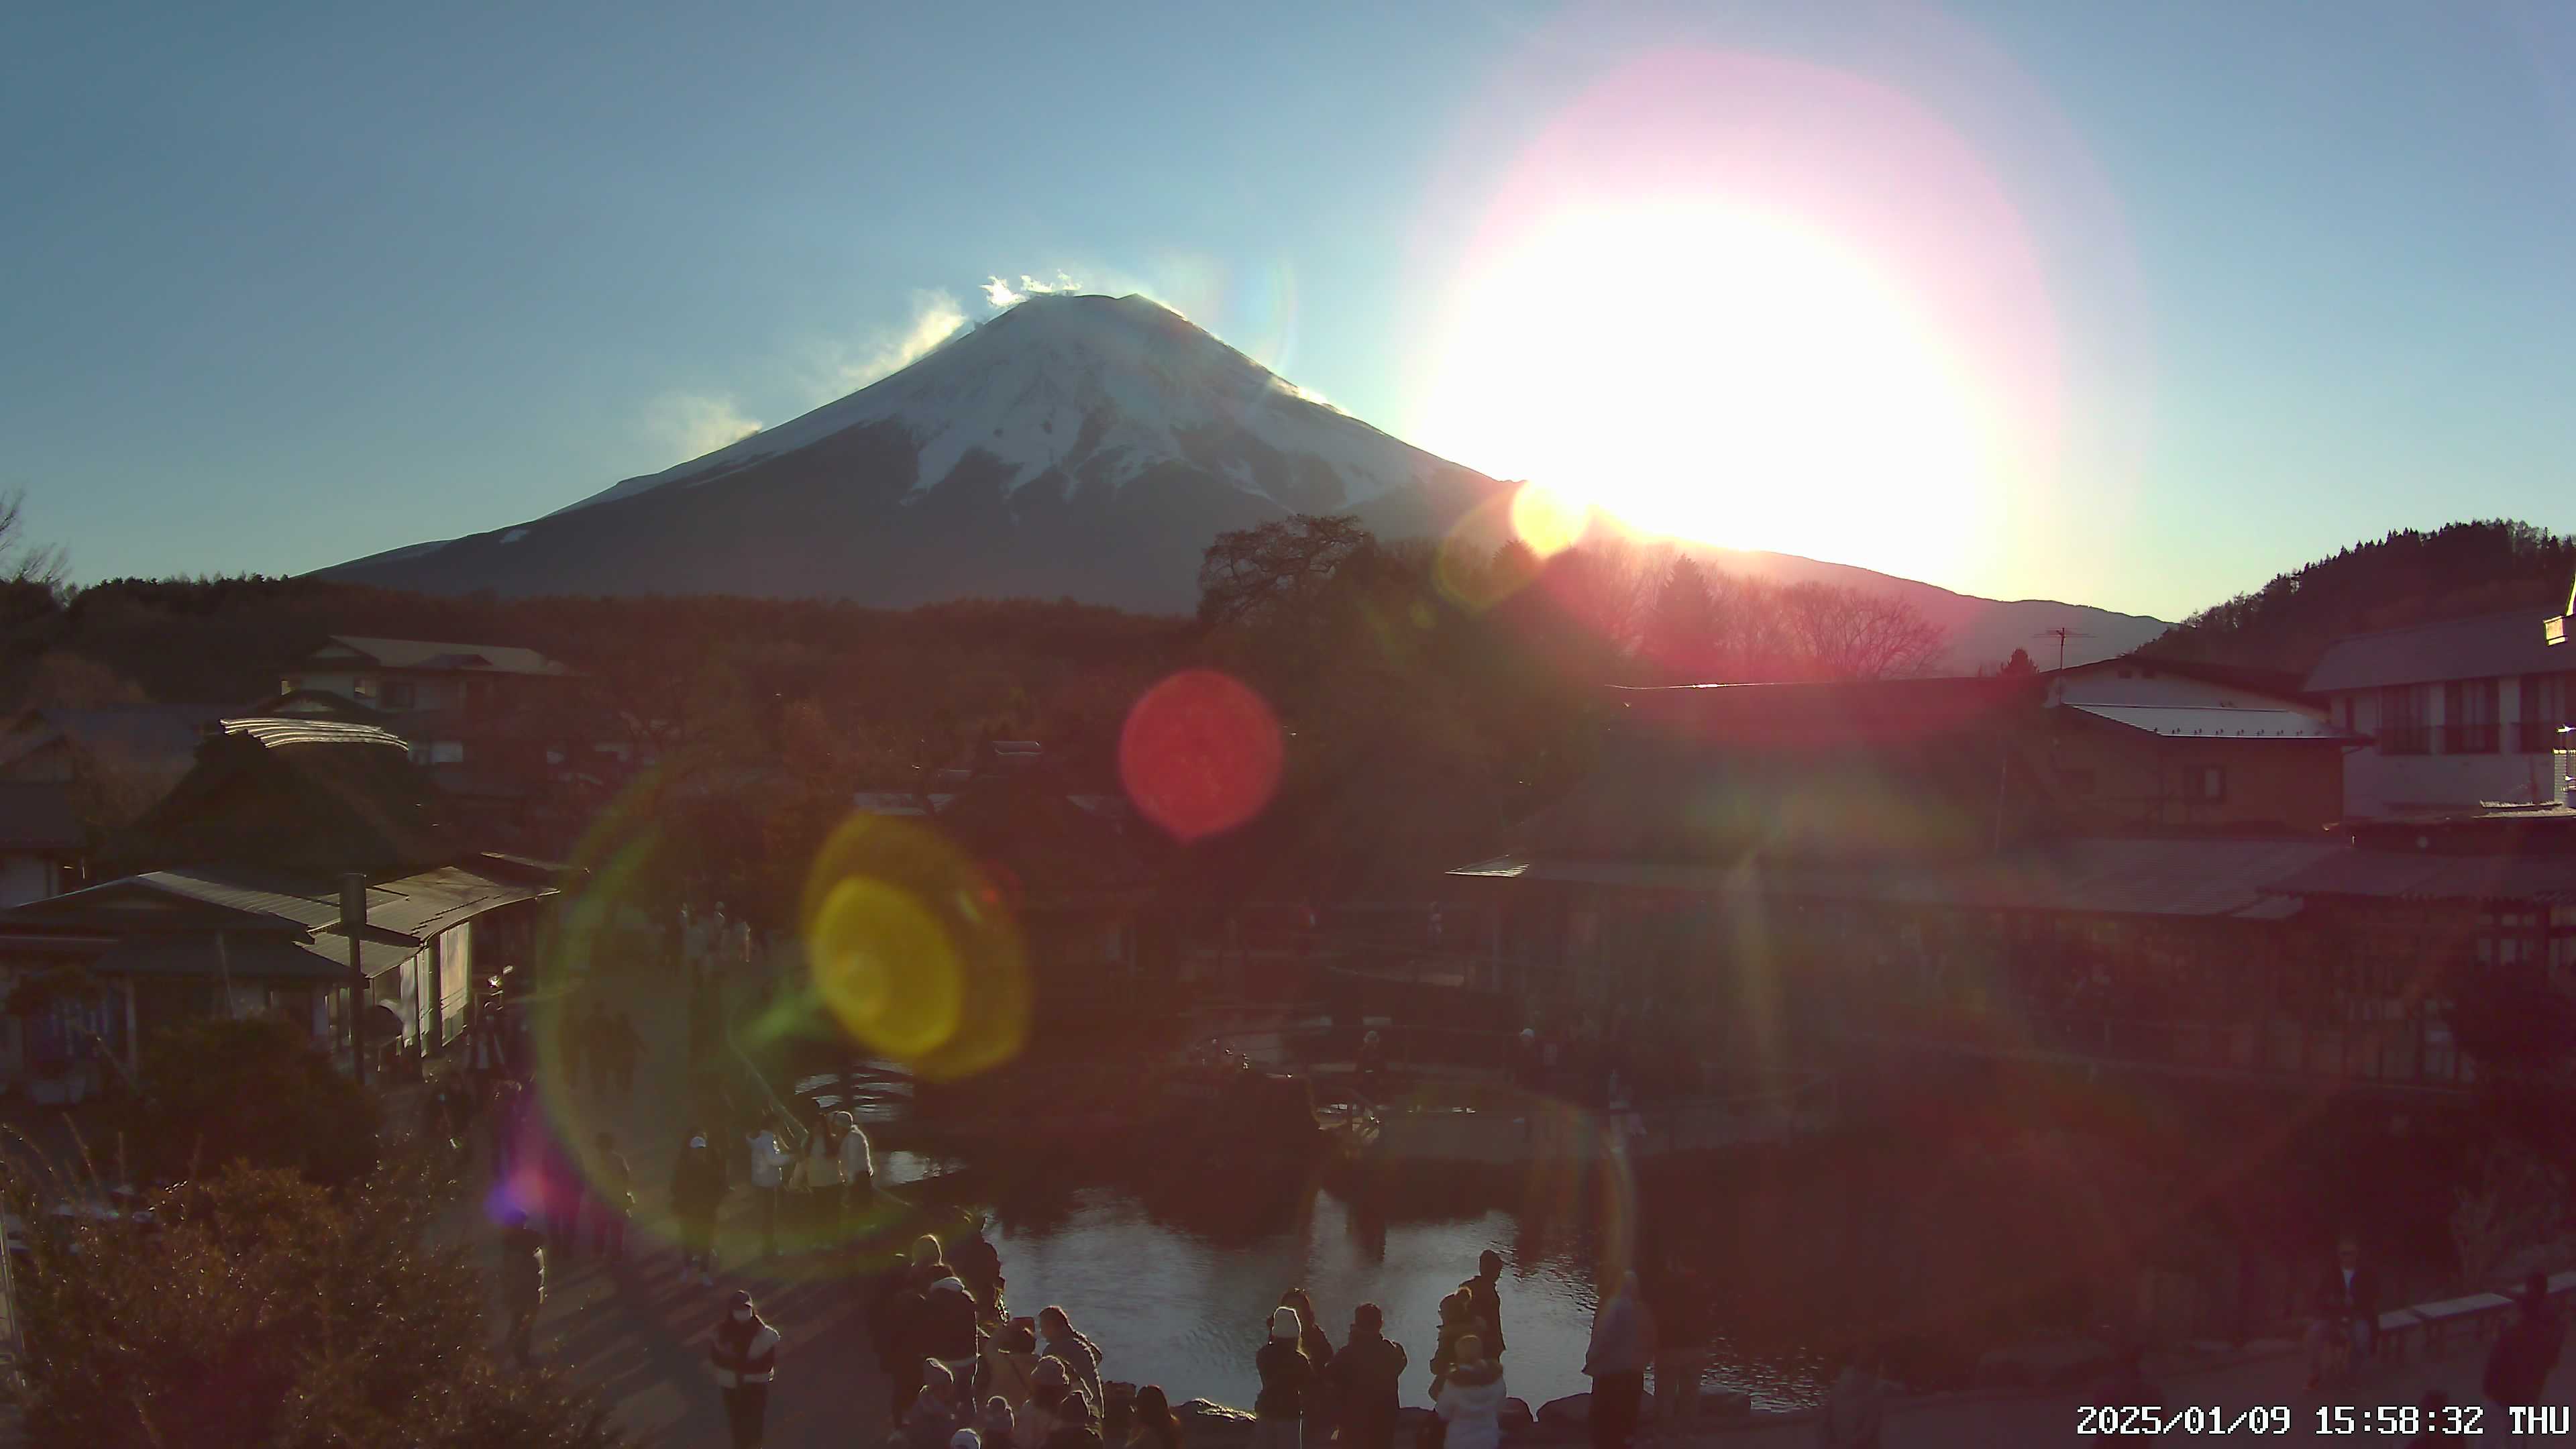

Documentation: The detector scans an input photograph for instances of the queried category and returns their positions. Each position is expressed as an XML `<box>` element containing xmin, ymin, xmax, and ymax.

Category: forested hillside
<box><xmin>2141</xmin><ymin>521</ymin><xmax>2573</xmax><ymax>675</ymax></box>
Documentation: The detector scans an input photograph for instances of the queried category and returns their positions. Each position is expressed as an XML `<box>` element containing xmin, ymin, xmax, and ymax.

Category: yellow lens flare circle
<box><xmin>810</xmin><ymin>877</ymin><xmax>966</xmax><ymax>1062</ymax></box>
<box><xmin>798</xmin><ymin>813</ymin><xmax>1029</xmax><ymax>1080</ymax></box>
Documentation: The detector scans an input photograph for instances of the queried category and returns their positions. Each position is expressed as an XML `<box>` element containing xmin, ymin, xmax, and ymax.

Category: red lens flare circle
<box><xmin>1120</xmin><ymin>670</ymin><xmax>1285</xmax><ymax>842</ymax></box>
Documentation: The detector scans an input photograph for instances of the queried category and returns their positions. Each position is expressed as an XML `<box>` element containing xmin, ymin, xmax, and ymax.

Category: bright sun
<box><xmin>1413</xmin><ymin>199</ymin><xmax>1999</xmax><ymax>576</ymax></box>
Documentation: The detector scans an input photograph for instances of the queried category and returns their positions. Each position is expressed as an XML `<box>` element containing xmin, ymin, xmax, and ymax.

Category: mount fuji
<box><xmin>323</xmin><ymin>292</ymin><xmax>2167</xmax><ymax>665</ymax></box>
<box><xmin>327</xmin><ymin>293</ymin><xmax>1495</xmax><ymax>610</ymax></box>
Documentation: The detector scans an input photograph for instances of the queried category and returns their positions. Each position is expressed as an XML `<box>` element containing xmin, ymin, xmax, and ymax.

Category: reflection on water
<box><xmin>880</xmin><ymin>1152</ymin><xmax>1830</xmax><ymax>1413</ymax></box>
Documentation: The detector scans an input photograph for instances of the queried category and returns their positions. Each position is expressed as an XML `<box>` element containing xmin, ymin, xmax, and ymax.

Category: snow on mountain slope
<box><xmin>560</xmin><ymin>293</ymin><xmax>1456</xmax><ymax>517</ymax></box>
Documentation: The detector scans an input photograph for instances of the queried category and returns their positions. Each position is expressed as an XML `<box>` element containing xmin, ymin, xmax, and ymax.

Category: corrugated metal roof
<box><xmin>1452</xmin><ymin>837</ymin><xmax>2347</xmax><ymax>920</ymax></box>
<box><xmin>2268</xmin><ymin>849</ymin><xmax>2576</xmax><ymax>904</ymax></box>
<box><xmin>2068</xmin><ymin>703</ymin><xmax>2358</xmax><ymax>741</ymax></box>
<box><xmin>217</xmin><ymin>716</ymin><xmax>413</xmax><ymax>753</ymax></box>
<box><xmin>2304</xmin><ymin>612</ymin><xmax>2565</xmax><ymax>693</ymax></box>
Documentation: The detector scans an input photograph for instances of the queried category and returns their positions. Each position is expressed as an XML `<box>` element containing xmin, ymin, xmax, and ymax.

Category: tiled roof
<box><xmin>2304</xmin><ymin>612</ymin><xmax>2565</xmax><ymax>693</ymax></box>
<box><xmin>319</xmin><ymin>636</ymin><xmax>570</xmax><ymax>678</ymax></box>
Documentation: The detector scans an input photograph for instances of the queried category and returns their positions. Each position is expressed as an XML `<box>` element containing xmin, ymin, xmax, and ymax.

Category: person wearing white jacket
<box><xmin>796</xmin><ymin>1116</ymin><xmax>847</xmax><ymax>1239</ymax></box>
<box><xmin>1434</xmin><ymin>1334</ymin><xmax>1507</xmax><ymax>1449</ymax></box>
<box><xmin>833</xmin><ymin>1110</ymin><xmax>875</xmax><ymax>1230</ymax></box>
<box><xmin>745</xmin><ymin>1120</ymin><xmax>790</xmax><ymax>1258</ymax></box>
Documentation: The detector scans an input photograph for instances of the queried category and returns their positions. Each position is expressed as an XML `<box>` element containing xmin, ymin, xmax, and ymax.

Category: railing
<box><xmin>2513</xmin><ymin>720</ymin><xmax>2567</xmax><ymax>754</ymax></box>
<box><xmin>2375</xmin><ymin>723</ymin><xmax>2525</xmax><ymax>756</ymax></box>
<box><xmin>1859</xmin><ymin>1010</ymin><xmax>2471</xmax><ymax>1089</ymax></box>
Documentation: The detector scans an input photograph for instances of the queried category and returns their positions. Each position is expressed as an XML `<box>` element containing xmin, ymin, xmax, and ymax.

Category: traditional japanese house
<box><xmin>1450</xmin><ymin>678</ymin><xmax>2576</xmax><ymax>1094</ymax></box>
<box><xmin>0</xmin><ymin>717</ymin><xmax>560</xmax><ymax>1097</ymax></box>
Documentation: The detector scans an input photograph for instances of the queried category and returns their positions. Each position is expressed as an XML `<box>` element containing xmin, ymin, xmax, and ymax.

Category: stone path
<box><xmin>459</xmin><ymin>965</ymin><xmax>894</xmax><ymax>1447</ymax></box>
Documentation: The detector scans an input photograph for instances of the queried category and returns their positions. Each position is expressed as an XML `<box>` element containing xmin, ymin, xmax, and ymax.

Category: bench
<box><xmin>2408</xmin><ymin>1293</ymin><xmax>2514</xmax><ymax>1358</ymax></box>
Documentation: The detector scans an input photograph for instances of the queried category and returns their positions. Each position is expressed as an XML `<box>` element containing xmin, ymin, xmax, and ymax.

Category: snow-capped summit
<box><xmin>325</xmin><ymin>294</ymin><xmax>1501</xmax><ymax>612</ymax></box>
<box><xmin>558</xmin><ymin>293</ymin><xmax>1456</xmax><ymax>519</ymax></box>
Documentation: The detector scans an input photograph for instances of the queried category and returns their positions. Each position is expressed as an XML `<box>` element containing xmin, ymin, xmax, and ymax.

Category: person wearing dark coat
<box><xmin>498</xmin><ymin>1209</ymin><xmax>546</xmax><ymax>1367</ymax></box>
<box><xmin>1326</xmin><ymin>1303</ymin><xmax>1409</xmax><ymax>1449</ymax></box>
<box><xmin>2482</xmin><ymin>1274</ymin><xmax>2566</xmax><ymax>1411</ymax></box>
<box><xmin>918</xmin><ymin>1277</ymin><xmax>986</xmax><ymax>1384</ymax></box>
<box><xmin>1464</xmin><ymin>1250</ymin><xmax>1507</xmax><ymax>1356</ymax></box>
<box><xmin>2306</xmin><ymin>1236</ymin><xmax>2381</xmax><ymax>1388</ymax></box>
<box><xmin>1252</xmin><ymin>1306</ymin><xmax>1314</xmax><ymax>1449</ymax></box>
<box><xmin>1127</xmin><ymin>1386</ymin><xmax>1181</xmax><ymax>1449</ymax></box>
<box><xmin>670</xmin><ymin>1130</ymin><xmax>728</xmax><ymax>1285</ymax></box>
<box><xmin>1582</xmin><ymin>1272</ymin><xmax>1656</xmax><ymax>1449</ymax></box>
<box><xmin>1278</xmin><ymin>1289</ymin><xmax>1334</xmax><ymax>1449</ymax></box>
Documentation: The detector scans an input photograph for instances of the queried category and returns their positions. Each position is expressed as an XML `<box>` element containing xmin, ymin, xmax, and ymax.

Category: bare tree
<box><xmin>1778</xmin><ymin>582</ymin><xmax>1949</xmax><ymax>680</ymax></box>
<box><xmin>0</xmin><ymin>487</ymin><xmax>68</xmax><ymax>592</ymax></box>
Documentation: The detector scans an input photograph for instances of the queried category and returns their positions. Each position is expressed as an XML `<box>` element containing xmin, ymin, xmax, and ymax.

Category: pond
<box><xmin>875</xmin><ymin>1148</ymin><xmax>1837</xmax><ymax>1414</ymax></box>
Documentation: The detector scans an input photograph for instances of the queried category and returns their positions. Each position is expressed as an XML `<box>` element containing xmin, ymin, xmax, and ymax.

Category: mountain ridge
<box><xmin>323</xmin><ymin>292</ymin><xmax>2167</xmax><ymax>669</ymax></box>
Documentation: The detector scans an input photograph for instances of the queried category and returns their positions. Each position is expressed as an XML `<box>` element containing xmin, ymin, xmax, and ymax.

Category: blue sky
<box><xmin>5</xmin><ymin>0</ymin><xmax>2573</xmax><ymax>621</ymax></box>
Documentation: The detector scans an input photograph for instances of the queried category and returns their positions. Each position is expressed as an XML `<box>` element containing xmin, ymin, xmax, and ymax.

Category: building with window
<box><xmin>2303</xmin><ymin>612</ymin><xmax>2573</xmax><ymax>818</ymax></box>
<box><xmin>0</xmin><ymin>717</ymin><xmax>558</xmax><ymax>1097</ymax></box>
<box><xmin>2044</xmin><ymin>657</ymin><xmax>2357</xmax><ymax>833</ymax></box>
<box><xmin>262</xmin><ymin>637</ymin><xmax>633</xmax><ymax>853</ymax></box>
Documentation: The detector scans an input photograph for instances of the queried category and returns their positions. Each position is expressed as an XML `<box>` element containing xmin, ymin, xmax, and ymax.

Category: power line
<box><xmin>2033</xmin><ymin>625</ymin><xmax>2096</xmax><ymax>672</ymax></box>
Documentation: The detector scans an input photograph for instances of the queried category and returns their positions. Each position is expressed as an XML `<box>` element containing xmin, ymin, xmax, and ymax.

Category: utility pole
<box><xmin>2033</xmin><ymin>626</ymin><xmax>2096</xmax><ymax>672</ymax></box>
<box><xmin>340</xmin><ymin>873</ymin><xmax>368</xmax><ymax>1085</ymax></box>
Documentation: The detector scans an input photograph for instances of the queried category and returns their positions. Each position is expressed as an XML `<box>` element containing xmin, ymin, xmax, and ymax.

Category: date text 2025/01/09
<box><xmin>2085</xmin><ymin>1404</ymin><xmax>2573</xmax><ymax>1435</ymax></box>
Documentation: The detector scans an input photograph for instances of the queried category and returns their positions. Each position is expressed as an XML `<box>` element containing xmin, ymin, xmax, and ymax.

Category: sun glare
<box><xmin>1417</xmin><ymin>199</ymin><xmax>1997</xmax><ymax>574</ymax></box>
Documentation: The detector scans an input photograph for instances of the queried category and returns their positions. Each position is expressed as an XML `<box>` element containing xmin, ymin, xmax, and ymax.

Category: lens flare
<box><xmin>1509</xmin><ymin>479</ymin><xmax>1591</xmax><ymax>557</ymax></box>
<box><xmin>1120</xmin><ymin>669</ymin><xmax>1285</xmax><ymax>842</ymax></box>
<box><xmin>800</xmin><ymin>813</ymin><xmax>1029</xmax><ymax>1081</ymax></box>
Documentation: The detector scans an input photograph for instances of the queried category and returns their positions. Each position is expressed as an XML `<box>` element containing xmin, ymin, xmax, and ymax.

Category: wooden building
<box><xmin>0</xmin><ymin>717</ymin><xmax>559</xmax><ymax>1097</ymax></box>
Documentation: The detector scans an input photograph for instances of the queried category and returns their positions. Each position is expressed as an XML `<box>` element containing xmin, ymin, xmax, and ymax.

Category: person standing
<box><xmin>835</xmin><ymin>1110</ymin><xmax>875</xmax><ymax>1231</ymax></box>
<box><xmin>2482</xmin><ymin>1273</ymin><xmax>2565</xmax><ymax>1414</ymax></box>
<box><xmin>921</xmin><ymin>1277</ymin><xmax>986</xmax><ymax>1397</ymax></box>
<box><xmin>796</xmin><ymin>1111</ymin><xmax>847</xmax><ymax>1239</ymax></box>
<box><xmin>488</xmin><ymin>1077</ymin><xmax>525</xmax><ymax>1177</ymax></box>
<box><xmin>952</xmin><ymin>1216</ymin><xmax>1005</xmax><ymax>1317</ymax></box>
<box><xmin>745</xmin><ymin>1117</ymin><xmax>790</xmax><ymax>1258</ymax></box>
<box><xmin>1650</xmin><ymin>1255</ymin><xmax>1706</xmax><ymax>1430</ymax></box>
<box><xmin>1464</xmin><ymin>1250</ymin><xmax>1508</xmax><ymax>1357</ymax></box>
<box><xmin>1252</xmin><ymin>1306</ymin><xmax>1314</xmax><ymax>1449</ymax></box>
<box><xmin>592</xmin><ymin>1130</ymin><xmax>635</xmax><ymax>1262</ymax></box>
<box><xmin>1432</xmin><ymin>1334</ymin><xmax>1507</xmax><ymax>1449</ymax></box>
<box><xmin>498</xmin><ymin>1209</ymin><xmax>547</xmax><ymax>1367</ymax></box>
<box><xmin>1815</xmin><ymin>1347</ymin><xmax>1885</xmax><ymax>1449</ymax></box>
<box><xmin>984</xmin><ymin>1318</ymin><xmax>1042</xmax><ymax>1413</ymax></box>
<box><xmin>1039</xmin><ymin>1305</ymin><xmax>1106</xmax><ymax>1409</ymax></box>
<box><xmin>1326</xmin><ymin>1302</ymin><xmax>1408</xmax><ymax>1449</ymax></box>
<box><xmin>710</xmin><ymin>1289</ymin><xmax>782</xmax><ymax>1449</ymax></box>
<box><xmin>672</xmin><ymin>1128</ymin><xmax>728</xmax><ymax>1286</ymax></box>
<box><xmin>1279</xmin><ymin>1289</ymin><xmax>1335</xmax><ymax>1449</ymax></box>
<box><xmin>2306</xmin><ymin>1236</ymin><xmax>2380</xmax><ymax>1389</ymax></box>
<box><xmin>980</xmin><ymin>1398</ymin><xmax>1023</xmax><ymax>1449</ymax></box>
<box><xmin>1582</xmin><ymin>1272</ymin><xmax>1656</xmax><ymax>1449</ymax></box>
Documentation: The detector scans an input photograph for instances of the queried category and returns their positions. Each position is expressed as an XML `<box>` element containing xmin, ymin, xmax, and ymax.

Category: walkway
<box><xmin>460</xmin><ymin>963</ymin><xmax>893</xmax><ymax>1447</ymax></box>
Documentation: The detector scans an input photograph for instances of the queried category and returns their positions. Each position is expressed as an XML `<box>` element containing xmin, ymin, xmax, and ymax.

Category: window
<box><xmin>2199</xmin><ymin>765</ymin><xmax>2226</xmax><ymax>802</ymax></box>
<box><xmin>2518</xmin><ymin>674</ymin><xmax>2573</xmax><ymax>753</ymax></box>
<box><xmin>2379</xmin><ymin>684</ymin><xmax>2431</xmax><ymax>755</ymax></box>
<box><xmin>2444</xmin><ymin>678</ymin><xmax>2499</xmax><ymax>753</ymax></box>
<box><xmin>383</xmin><ymin>681</ymin><xmax>417</xmax><ymax>710</ymax></box>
